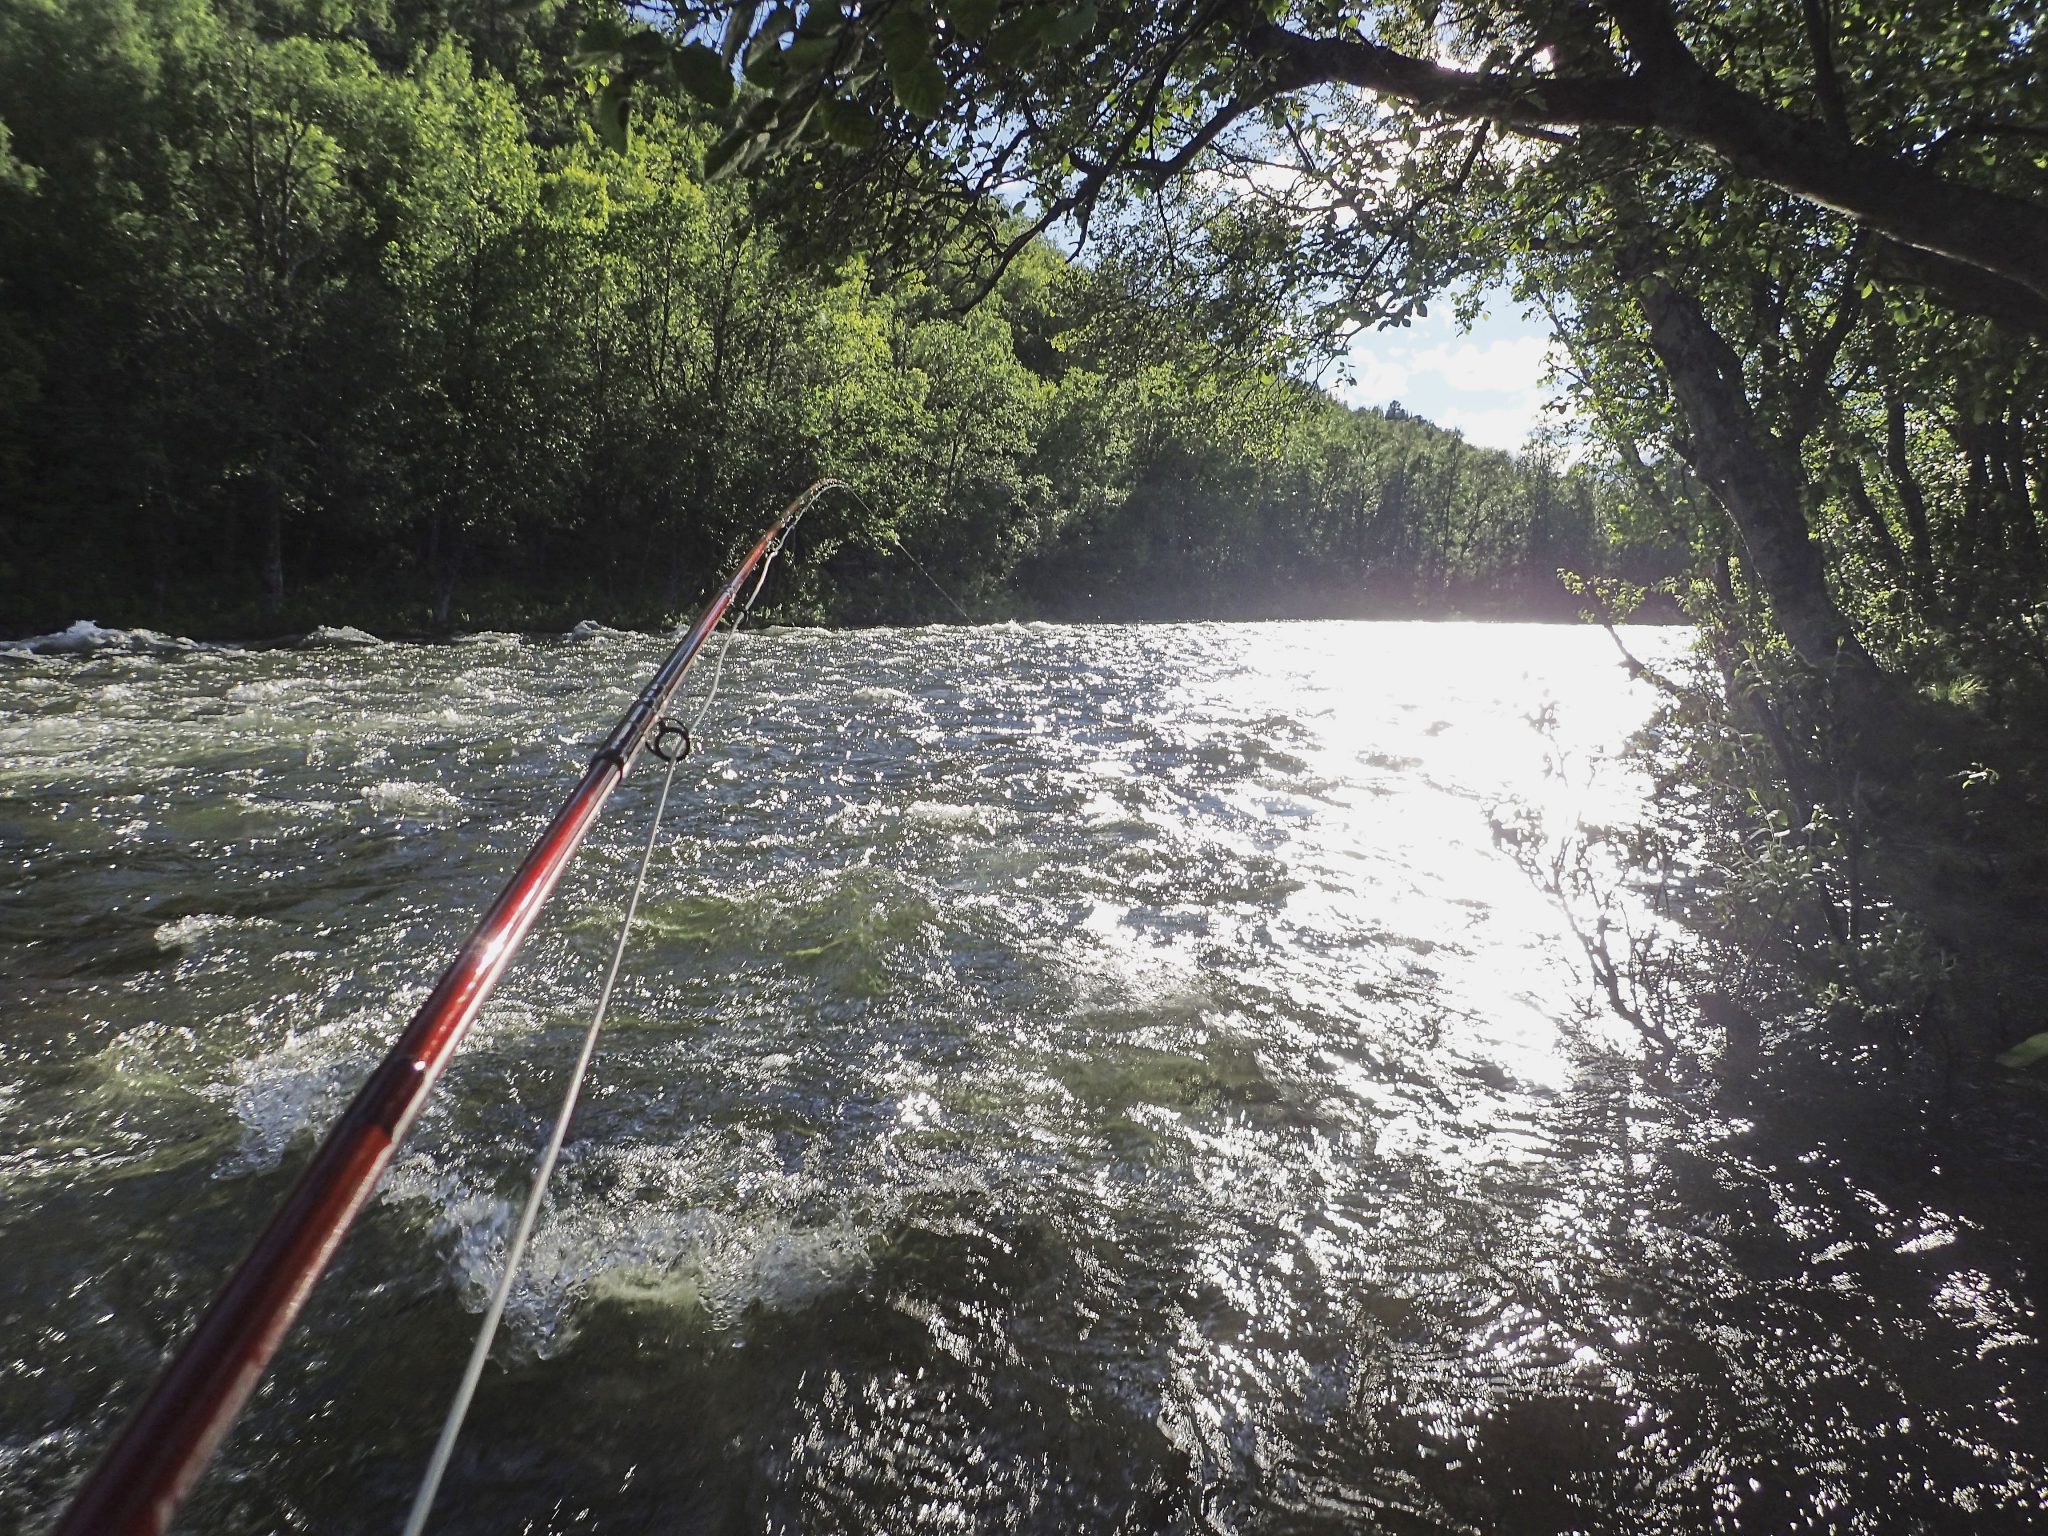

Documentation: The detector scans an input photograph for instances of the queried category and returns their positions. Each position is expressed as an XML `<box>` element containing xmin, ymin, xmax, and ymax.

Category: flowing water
<box><xmin>2</xmin><ymin>620</ymin><xmax>2043</xmax><ymax>1534</ymax></box>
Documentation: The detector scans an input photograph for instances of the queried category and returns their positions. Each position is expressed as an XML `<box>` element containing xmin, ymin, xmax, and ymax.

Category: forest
<box><xmin>0</xmin><ymin>0</ymin><xmax>1685</xmax><ymax>637</ymax></box>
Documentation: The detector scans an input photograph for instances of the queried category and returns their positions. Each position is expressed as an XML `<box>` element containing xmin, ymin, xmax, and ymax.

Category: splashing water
<box><xmin>1</xmin><ymin>620</ymin><xmax>2042</xmax><ymax>1533</ymax></box>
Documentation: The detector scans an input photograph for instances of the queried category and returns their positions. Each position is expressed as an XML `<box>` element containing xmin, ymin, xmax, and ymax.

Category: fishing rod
<box><xmin>55</xmin><ymin>479</ymin><xmax>847</xmax><ymax>1536</ymax></box>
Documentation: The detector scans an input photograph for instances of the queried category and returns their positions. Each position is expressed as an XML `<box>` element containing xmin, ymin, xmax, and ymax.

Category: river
<box><xmin>2</xmin><ymin>619</ymin><xmax>2042</xmax><ymax>1533</ymax></box>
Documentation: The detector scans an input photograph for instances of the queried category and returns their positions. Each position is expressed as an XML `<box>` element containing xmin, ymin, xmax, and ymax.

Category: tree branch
<box><xmin>1238</xmin><ymin>18</ymin><xmax>2048</xmax><ymax>316</ymax></box>
<box><xmin>1786</xmin><ymin>236</ymin><xmax>1866</xmax><ymax>441</ymax></box>
<box><xmin>1798</xmin><ymin>0</ymin><xmax>1852</xmax><ymax>137</ymax></box>
<box><xmin>1126</xmin><ymin>89</ymin><xmax>1275</xmax><ymax>185</ymax></box>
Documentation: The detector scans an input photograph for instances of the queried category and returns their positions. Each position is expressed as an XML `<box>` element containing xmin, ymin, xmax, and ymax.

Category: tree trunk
<box><xmin>424</xmin><ymin>508</ymin><xmax>460</xmax><ymax>629</ymax></box>
<box><xmin>2001</xmin><ymin>419</ymin><xmax>2042</xmax><ymax>577</ymax></box>
<box><xmin>1882</xmin><ymin>386</ymin><xmax>1938</xmax><ymax>598</ymax></box>
<box><xmin>1639</xmin><ymin>276</ymin><xmax>1878</xmax><ymax>685</ymax></box>
<box><xmin>259</xmin><ymin>472</ymin><xmax>285</xmax><ymax>619</ymax></box>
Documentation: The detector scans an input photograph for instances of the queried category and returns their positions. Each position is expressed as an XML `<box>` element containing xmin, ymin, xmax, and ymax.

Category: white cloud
<box><xmin>1335</xmin><ymin>302</ymin><xmax>1572</xmax><ymax>452</ymax></box>
<box><xmin>1344</xmin><ymin>350</ymin><xmax>1412</xmax><ymax>401</ymax></box>
<box><xmin>1432</xmin><ymin>402</ymin><xmax>1548</xmax><ymax>452</ymax></box>
<box><xmin>1410</xmin><ymin>334</ymin><xmax>1557</xmax><ymax>395</ymax></box>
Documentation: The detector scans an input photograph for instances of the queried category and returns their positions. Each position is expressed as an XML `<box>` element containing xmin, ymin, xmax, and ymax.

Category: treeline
<box><xmin>0</xmin><ymin>0</ymin><xmax>1683</xmax><ymax>637</ymax></box>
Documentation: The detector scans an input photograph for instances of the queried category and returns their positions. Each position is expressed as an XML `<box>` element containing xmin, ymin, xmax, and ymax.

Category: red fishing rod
<box><xmin>55</xmin><ymin>479</ymin><xmax>844</xmax><ymax>1536</ymax></box>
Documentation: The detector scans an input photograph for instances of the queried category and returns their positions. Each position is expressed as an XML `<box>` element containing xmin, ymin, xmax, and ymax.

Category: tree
<box><xmin>607</xmin><ymin>3</ymin><xmax>2043</xmax><ymax>323</ymax></box>
<box><xmin>385</xmin><ymin>43</ymin><xmax>551</xmax><ymax>624</ymax></box>
<box><xmin>0</xmin><ymin>0</ymin><xmax>1694</xmax><ymax>638</ymax></box>
<box><xmin>604</xmin><ymin>0</ymin><xmax>2043</xmax><ymax>681</ymax></box>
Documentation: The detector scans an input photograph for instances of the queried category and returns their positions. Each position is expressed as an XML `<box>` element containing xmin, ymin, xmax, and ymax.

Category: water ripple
<box><xmin>3</xmin><ymin>621</ymin><xmax>2044</xmax><ymax>1534</ymax></box>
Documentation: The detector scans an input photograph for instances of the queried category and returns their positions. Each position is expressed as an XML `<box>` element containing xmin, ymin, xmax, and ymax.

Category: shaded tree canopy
<box><xmin>0</xmin><ymin>0</ymin><xmax>1670</xmax><ymax>637</ymax></box>
<box><xmin>597</xmin><ymin>3</ymin><xmax>2042</xmax><ymax>687</ymax></box>
<box><xmin>621</xmin><ymin>2</ymin><xmax>2047</xmax><ymax>333</ymax></box>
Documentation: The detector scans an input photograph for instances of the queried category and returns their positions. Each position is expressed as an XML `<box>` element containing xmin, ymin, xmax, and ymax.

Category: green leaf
<box><xmin>795</xmin><ymin>0</ymin><xmax>845</xmax><ymax>38</ymax></box>
<box><xmin>888</xmin><ymin>52</ymin><xmax>950</xmax><ymax>118</ymax></box>
<box><xmin>595</xmin><ymin>74</ymin><xmax>632</xmax><ymax>153</ymax></box>
<box><xmin>785</xmin><ymin>33</ymin><xmax>840</xmax><ymax>69</ymax></box>
<box><xmin>946</xmin><ymin>0</ymin><xmax>1001</xmax><ymax>40</ymax></box>
<box><xmin>1042</xmin><ymin>1</ymin><xmax>1098</xmax><ymax>48</ymax></box>
<box><xmin>1997</xmin><ymin>1031</ymin><xmax>2048</xmax><ymax>1070</ymax></box>
<box><xmin>982</xmin><ymin>9</ymin><xmax>1052</xmax><ymax>63</ymax></box>
<box><xmin>671</xmin><ymin>42</ymin><xmax>735</xmax><ymax>109</ymax></box>
<box><xmin>745</xmin><ymin>3</ymin><xmax>797</xmax><ymax>64</ymax></box>
<box><xmin>877</xmin><ymin>5</ymin><xmax>934</xmax><ymax>67</ymax></box>
<box><xmin>735</xmin><ymin>94</ymin><xmax>784</xmax><ymax>134</ymax></box>
<box><xmin>743</xmin><ymin>48</ymin><xmax>789</xmax><ymax>89</ymax></box>
<box><xmin>817</xmin><ymin>94</ymin><xmax>879</xmax><ymax>149</ymax></box>
<box><xmin>703</xmin><ymin>128</ymin><xmax>758</xmax><ymax>180</ymax></box>
<box><xmin>877</xmin><ymin>9</ymin><xmax>948</xmax><ymax>116</ymax></box>
<box><xmin>782</xmin><ymin>100</ymin><xmax>820</xmax><ymax>143</ymax></box>
<box><xmin>569</xmin><ymin>15</ymin><xmax>630</xmax><ymax>69</ymax></box>
<box><xmin>621</xmin><ymin>30</ymin><xmax>669</xmax><ymax>65</ymax></box>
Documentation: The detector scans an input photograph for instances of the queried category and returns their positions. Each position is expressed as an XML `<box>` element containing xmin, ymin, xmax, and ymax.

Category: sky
<box><xmin>1330</xmin><ymin>291</ymin><xmax>1571</xmax><ymax>453</ymax></box>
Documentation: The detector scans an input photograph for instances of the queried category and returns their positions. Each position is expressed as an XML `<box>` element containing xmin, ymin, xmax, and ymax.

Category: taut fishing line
<box><xmin>401</xmin><ymin>521</ymin><xmax>794</xmax><ymax>1536</ymax></box>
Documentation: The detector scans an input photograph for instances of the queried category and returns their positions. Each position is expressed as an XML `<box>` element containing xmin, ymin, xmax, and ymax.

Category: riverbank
<box><xmin>2</xmin><ymin>587</ymin><xmax>1692</xmax><ymax>654</ymax></box>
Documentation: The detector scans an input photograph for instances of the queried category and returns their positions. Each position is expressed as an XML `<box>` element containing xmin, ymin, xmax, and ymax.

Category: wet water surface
<box><xmin>1</xmin><ymin>620</ymin><xmax>2042</xmax><ymax>1533</ymax></box>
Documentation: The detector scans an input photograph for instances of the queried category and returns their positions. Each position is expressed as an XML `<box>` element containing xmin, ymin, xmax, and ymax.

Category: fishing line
<box><xmin>54</xmin><ymin>485</ymin><xmax>849</xmax><ymax>1536</ymax></box>
<box><xmin>840</xmin><ymin>482</ymin><xmax>976</xmax><ymax>624</ymax></box>
<box><xmin>400</xmin><ymin>537</ymin><xmax>789</xmax><ymax>1536</ymax></box>
<box><xmin>891</xmin><ymin>533</ymin><xmax>977</xmax><ymax>623</ymax></box>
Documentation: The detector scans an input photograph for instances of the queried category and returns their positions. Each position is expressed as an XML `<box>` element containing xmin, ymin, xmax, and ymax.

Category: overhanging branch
<box><xmin>1237</xmin><ymin>17</ymin><xmax>2048</xmax><ymax>317</ymax></box>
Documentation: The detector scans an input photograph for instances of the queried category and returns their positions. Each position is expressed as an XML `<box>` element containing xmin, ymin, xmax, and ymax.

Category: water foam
<box><xmin>153</xmin><ymin>913</ymin><xmax>274</xmax><ymax>952</ymax></box>
<box><xmin>1</xmin><ymin>619</ymin><xmax>210</xmax><ymax>656</ymax></box>
<box><xmin>296</xmin><ymin>623</ymin><xmax>382</xmax><ymax>649</ymax></box>
<box><xmin>359</xmin><ymin>779</ymin><xmax>463</xmax><ymax>820</ymax></box>
<box><xmin>389</xmin><ymin>1139</ymin><xmax>879</xmax><ymax>1354</ymax></box>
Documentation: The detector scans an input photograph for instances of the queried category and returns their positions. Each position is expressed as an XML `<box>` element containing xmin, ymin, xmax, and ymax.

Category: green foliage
<box><xmin>1999</xmin><ymin>1033</ymin><xmax>2048</xmax><ymax>1071</ymax></box>
<box><xmin>671</xmin><ymin>43</ymin><xmax>734</xmax><ymax>110</ymax></box>
<box><xmin>0</xmin><ymin>0</ymin><xmax>1665</xmax><ymax>636</ymax></box>
<box><xmin>1012</xmin><ymin>307</ymin><xmax>1649</xmax><ymax>622</ymax></box>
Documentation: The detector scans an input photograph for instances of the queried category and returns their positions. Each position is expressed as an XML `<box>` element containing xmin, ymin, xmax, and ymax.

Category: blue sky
<box><xmin>1330</xmin><ymin>292</ymin><xmax>1568</xmax><ymax>453</ymax></box>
